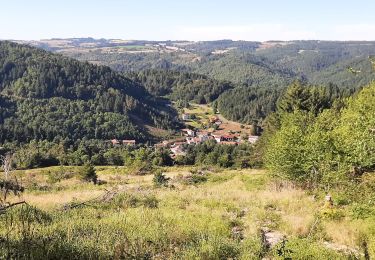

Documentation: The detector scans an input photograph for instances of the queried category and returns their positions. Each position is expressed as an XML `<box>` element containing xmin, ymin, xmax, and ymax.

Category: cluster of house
<box><xmin>166</xmin><ymin>129</ymin><xmax>259</xmax><ymax>156</ymax></box>
<box><xmin>182</xmin><ymin>129</ymin><xmax>259</xmax><ymax>144</ymax></box>
<box><xmin>109</xmin><ymin>128</ymin><xmax>260</xmax><ymax>158</ymax></box>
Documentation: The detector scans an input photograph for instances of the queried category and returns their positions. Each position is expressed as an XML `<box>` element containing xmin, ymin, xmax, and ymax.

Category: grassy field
<box><xmin>1</xmin><ymin>166</ymin><xmax>374</xmax><ymax>259</ymax></box>
<box><xmin>183</xmin><ymin>103</ymin><xmax>253</xmax><ymax>135</ymax></box>
<box><xmin>183</xmin><ymin>103</ymin><xmax>214</xmax><ymax>129</ymax></box>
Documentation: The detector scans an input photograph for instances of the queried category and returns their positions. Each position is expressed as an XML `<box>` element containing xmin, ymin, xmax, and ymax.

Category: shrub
<box><xmin>79</xmin><ymin>163</ymin><xmax>97</xmax><ymax>184</ymax></box>
<box><xmin>105</xmin><ymin>193</ymin><xmax>159</xmax><ymax>209</ymax></box>
<box><xmin>270</xmin><ymin>238</ymin><xmax>345</xmax><ymax>259</ymax></box>
<box><xmin>183</xmin><ymin>174</ymin><xmax>208</xmax><ymax>185</ymax></box>
<box><xmin>153</xmin><ymin>170</ymin><xmax>169</xmax><ymax>187</ymax></box>
<box><xmin>351</xmin><ymin>204</ymin><xmax>374</xmax><ymax>219</ymax></box>
<box><xmin>143</xmin><ymin>195</ymin><xmax>159</xmax><ymax>208</ymax></box>
<box><xmin>319</xmin><ymin>208</ymin><xmax>344</xmax><ymax>220</ymax></box>
<box><xmin>46</xmin><ymin>166</ymin><xmax>73</xmax><ymax>184</ymax></box>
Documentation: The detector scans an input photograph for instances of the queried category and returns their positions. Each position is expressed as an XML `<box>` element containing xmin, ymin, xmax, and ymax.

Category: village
<box><xmin>110</xmin><ymin>103</ymin><xmax>260</xmax><ymax>157</ymax></box>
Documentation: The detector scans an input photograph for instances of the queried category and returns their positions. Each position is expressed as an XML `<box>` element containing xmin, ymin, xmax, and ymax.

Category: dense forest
<box><xmin>28</xmin><ymin>39</ymin><xmax>375</xmax><ymax>124</ymax></box>
<box><xmin>2</xmin><ymin>39</ymin><xmax>375</xmax><ymax>138</ymax></box>
<box><xmin>126</xmin><ymin>70</ymin><xmax>234</xmax><ymax>104</ymax></box>
<box><xmin>0</xmin><ymin>41</ymin><xmax>180</xmax><ymax>144</ymax></box>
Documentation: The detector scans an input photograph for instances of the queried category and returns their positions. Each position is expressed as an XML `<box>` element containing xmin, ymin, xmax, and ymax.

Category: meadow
<box><xmin>1</xmin><ymin>166</ymin><xmax>373</xmax><ymax>259</ymax></box>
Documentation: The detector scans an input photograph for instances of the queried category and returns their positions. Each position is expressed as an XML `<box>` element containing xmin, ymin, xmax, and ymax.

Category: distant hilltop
<box><xmin>13</xmin><ymin>38</ymin><xmax>375</xmax><ymax>57</ymax></box>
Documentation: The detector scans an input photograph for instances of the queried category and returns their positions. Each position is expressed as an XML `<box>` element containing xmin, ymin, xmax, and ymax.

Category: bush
<box><xmin>183</xmin><ymin>174</ymin><xmax>208</xmax><ymax>185</ymax></box>
<box><xmin>351</xmin><ymin>204</ymin><xmax>374</xmax><ymax>219</ymax></box>
<box><xmin>79</xmin><ymin>163</ymin><xmax>97</xmax><ymax>184</ymax></box>
<box><xmin>104</xmin><ymin>193</ymin><xmax>159</xmax><ymax>209</ymax></box>
<box><xmin>319</xmin><ymin>208</ymin><xmax>344</xmax><ymax>220</ymax></box>
<box><xmin>46</xmin><ymin>166</ymin><xmax>73</xmax><ymax>184</ymax></box>
<box><xmin>153</xmin><ymin>170</ymin><xmax>170</xmax><ymax>187</ymax></box>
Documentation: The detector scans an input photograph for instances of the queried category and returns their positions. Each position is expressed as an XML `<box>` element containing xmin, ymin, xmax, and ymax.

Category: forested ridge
<box><xmin>1</xmin><ymin>39</ymin><xmax>374</xmax><ymax>140</ymax></box>
<box><xmin>31</xmin><ymin>39</ymin><xmax>375</xmax><ymax>124</ymax></box>
<box><xmin>125</xmin><ymin>69</ymin><xmax>235</xmax><ymax>104</ymax></box>
<box><xmin>0</xmin><ymin>41</ymin><xmax>179</xmax><ymax>144</ymax></box>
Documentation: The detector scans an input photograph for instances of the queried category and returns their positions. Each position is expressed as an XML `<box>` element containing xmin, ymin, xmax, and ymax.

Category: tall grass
<box><xmin>1</xmin><ymin>167</ymin><xmax>371</xmax><ymax>259</ymax></box>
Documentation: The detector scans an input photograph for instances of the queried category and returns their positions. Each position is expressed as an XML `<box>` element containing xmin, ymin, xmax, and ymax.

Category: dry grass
<box><xmin>323</xmin><ymin>219</ymin><xmax>367</xmax><ymax>247</ymax></box>
<box><xmin>3</xmin><ymin>166</ymin><xmax>373</xmax><ymax>258</ymax></box>
<box><xmin>21</xmin><ymin>189</ymin><xmax>104</xmax><ymax>209</ymax></box>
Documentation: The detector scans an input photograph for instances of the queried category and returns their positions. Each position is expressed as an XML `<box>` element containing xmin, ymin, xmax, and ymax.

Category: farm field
<box><xmin>182</xmin><ymin>103</ymin><xmax>254</xmax><ymax>136</ymax></box>
<box><xmin>1</xmin><ymin>166</ymin><xmax>373</xmax><ymax>259</ymax></box>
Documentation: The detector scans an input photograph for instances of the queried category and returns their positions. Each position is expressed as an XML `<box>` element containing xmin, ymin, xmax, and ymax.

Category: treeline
<box><xmin>0</xmin><ymin>41</ymin><xmax>180</xmax><ymax>143</ymax></box>
<box><xmin>1</xmin><ymin>139</ymin><xmax>257</xmax><ymax>170</ymax></box>
<box><xmin>126</xmin><ymin>70</ymin><xmax>234</xmax><ymax>104</ymax></box>
<box><xmin>264</xmin><ymin>80</ymin><xmax>375</xmax><ymax>190</ymax></box>
<box><xmin>174</xmin><ymin>140</ymin><xmax>258</xmax><ymax>168</ymax></box>
<box><xmin>3</xmin><ymin>140</ymin><xmax>172</xmax><ymax>171</ymax></box>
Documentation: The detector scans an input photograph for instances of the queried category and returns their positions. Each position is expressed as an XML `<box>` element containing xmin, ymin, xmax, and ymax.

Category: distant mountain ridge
<box><xmin>19</xmin><ymin>38</ymin><xmax>375</xmax><ymax>88</ymax></box>
<box><xmin>13</xmin><ymin>38</ymin><xmax>375</xmax><ymax>124</ymax></box>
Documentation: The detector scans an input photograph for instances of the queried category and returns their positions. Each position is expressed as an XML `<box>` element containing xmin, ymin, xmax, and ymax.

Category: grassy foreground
<box><xmin>1</xmin><ymin>166</ymin><xmax>374</xmax><ymax>259</ymax></box>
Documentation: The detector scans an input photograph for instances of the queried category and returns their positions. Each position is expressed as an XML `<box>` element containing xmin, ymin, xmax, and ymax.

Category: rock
<box><xmin>231</xmin><ymin>226</ymin><xmax>244</xmax><ymax>240</ymax></box>
<box><xmin>261</xmin><ymin>228</ymin><xmax>285</xmax><ymax>248</ymax></box>
<box><xmin>323</xmin><ymin>241</ymin><xmax>363</xmax><ymax>257</ymax></box>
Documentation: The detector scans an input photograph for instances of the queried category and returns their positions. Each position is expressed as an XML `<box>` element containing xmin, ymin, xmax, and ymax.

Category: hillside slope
<box><xmin>0</xmin><ymin>41</ymin><xmax>179</xmax><ymax>143</ymax></box>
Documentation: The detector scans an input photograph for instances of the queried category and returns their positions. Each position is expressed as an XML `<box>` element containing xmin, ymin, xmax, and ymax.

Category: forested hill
<box><xmin>0</xmin><ymin>41</ymin><xmax>179</xmax><ymax>144</ymax></box>
<box><xmin>16</xmin><ymin>39</ymin><xmax>375</xmax><ymax>124</ymax></box>
<box><xmin>27</xmin><ymin>39</ymin><xmax>375</xmax><ymax>89</ymax></box>
<box><xmin>125</xmin><ymin>70</ymin><xmax>235</xmax><ymax>104</ymax></box>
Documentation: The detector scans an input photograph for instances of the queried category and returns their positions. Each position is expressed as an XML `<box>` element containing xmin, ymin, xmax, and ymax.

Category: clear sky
<box><xmin>1</xmin><ymin>0</ymin><xmax>375</xmax><ymax>41</ymax></box>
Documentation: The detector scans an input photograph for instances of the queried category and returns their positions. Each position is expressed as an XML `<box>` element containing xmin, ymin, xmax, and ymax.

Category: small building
<box><xmin>181</xmin><ymin>128</ymin><xmax>195</xmax><ymax>137</ymax></box>
<box><xmin>154</xmin><ymin>142</ymin><xmax>166</xmax><ymax>148</ymax></box>
<box><xmin>172</xmin><ymin>141</ymin><xmax>186</xmax><ymax>147</ymax></box>
<box><xmin>213</xmin><ymin>134</ymin><xmax>237</xmax><ymax>143</ymax></box>
<box><xmin>222</xmin><ymin>135</ymin><xmax>237</xmax><ymax>142</ymax></box>
<box><xmin>196</xmin><ymin>132</ymin><xmax>210</xmax><ymax>142</ymax></box>
<box><xmin>122</xmin><ymin>140</ymin><xmax>136</xmax><ymax>146</ymax></box>
<box><xmin>199</xmin><ymin>135</ymin><xmax>210</xmax><ymax>142</ymax></box>
<box><xmin>170</xmin><ymin>145</ymin><xmax>186</xmax><ymax>156</ymax></box>
<box><xmin>213</xmin><ymin>135</ymin><xmax>222</xmax><ymax>143</ymax></box>
<box><xmin>111</xmin><ymin>139</ymin><xmax>120</xmax><ymax>146</ymax></box>
<box><xmin>181</xmin><ymin>113</ymin><xmax>191</xmax><ymax>121</ymax></box>
<box><xmin>219</xmin><ymin>141</ymin><xmax>238</xmax><ymax>146</ymax></box>
<box><xmin>248</xmin><ymin>136</ymin><xmax>259</xmax><ymax>144</ymax></box>
<box><xmin>186</xmin><ymin>137</ymin><xmax>195</xmax><ymax>144</ymax></box>
<box><xmin>186</xmin><ymin>137</ymin><xmax>201</xmax><ymax>145</ymax></box>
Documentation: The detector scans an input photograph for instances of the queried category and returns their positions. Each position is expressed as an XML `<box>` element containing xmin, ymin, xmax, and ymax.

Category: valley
<box><xmin>1</xmin><ymin>36</ymin><xmax>375</xmax><ymax>260</ymax></box>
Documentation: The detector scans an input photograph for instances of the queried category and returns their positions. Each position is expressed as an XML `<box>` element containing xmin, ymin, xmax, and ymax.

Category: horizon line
<box><xmin>4</xmin><ymin>37</ymin><xmax>375</xmax><ymax>43</ymax></box>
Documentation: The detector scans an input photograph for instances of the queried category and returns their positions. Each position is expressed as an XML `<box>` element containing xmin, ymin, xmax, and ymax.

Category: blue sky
<box><xmin>2</xmin><ymin>0</ymin><xmax>375</xmax><ymax>41</ymax></box>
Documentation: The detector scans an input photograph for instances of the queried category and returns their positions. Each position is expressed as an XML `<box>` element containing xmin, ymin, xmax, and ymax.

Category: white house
<box><xmin>196</xmin><ymin>132</ymin><xmax>210</xmax><ymax>142</ymax></box>
<box><xmin>181</xmin><ymin>128</ymin><xmax>195</xmax><ymax>137</ymax></box>
<box><xmin>248</xmin><ymin>135</ymin><xmax>260</xmax><ymax>144</ymax></box>
<box><xmin>181</xmin><ymin>114</ymin><xmax>191</xmax><ymax>121</ymax></box>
